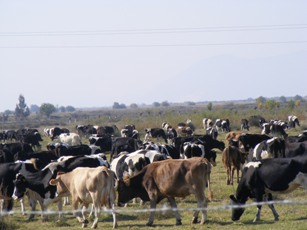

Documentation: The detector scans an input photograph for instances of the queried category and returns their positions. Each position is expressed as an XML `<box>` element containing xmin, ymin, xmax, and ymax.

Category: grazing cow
<box><xmin>0</xmin><ymin>143</ymin><xmax>34</xmax><ymax>161</ymax></box>
<box><xmin>248</xmin><ymin>115</ymin><xmax>266</xmax><ymax>128</ymax></box>
<box><xmin>238</xmin><ymin>134</ymin><xmax>271</xmax><ymax>152</ymax></box>
<box><xmin>176</xmin><ymin>126</ymin><xmax>194</xmax><ymax>137</ymax></box>
<box><xmin>230</xmin><ymin>155</ymin><xmax>307</xmax><ymax>222</ymax></box>
<box><xmin>19</xmin><ymin>132</ymin><xmax>43</xmax><ymax>151</ymax></box>
<box><xmin>76</xmin><ymin>125</ymin><xmax>97</xmax><ymax>137</ymax></box>
<box><xmin>143</xmin><ymin>142</ymin><xmax>181</xmax><ymax>159</ymax></box>
<box><xmin>286</xmin><ymin>132</ymin><xmax>307</xmax><ymax>143</ymax></box>
<box><xmin>284</xmin><ymin>140</ymin><xmax>307</xmax><ymax>158</ymax></box>
<box><xmin>3</xmin><ymin>130</ymin><xmax>17</xmax><ymax>142</ymax></box>
<box><xmin>49</xmin><ymin>166</ymin><xmax>117</xmax><ymax>229</ymax></box>
<box><xmin>117</xmin><ymin>157</ymin><xmax>212</xmax><ymax>226</ymax></box>
<box><xmin>222</xmin><ymin>146</ymin><xmax>246</xmax><ymax>185</ymax></box>
<box><xmin>288</xmin><ymin>115</ymin><xmax>300</xmax><ymax>128</ymax></box>
<box><xmin>58</xmin><ymin>133</ymin><xmax>82</xmax><ymax>146</ymax></box>
<box><xmin>240</xmin><ymin>119</ymin><xmax>249</xmax><ymax>131</ymax></box>
<box><xmin>144</xmin><ymin>128</ymin><xmax>168</xmax><ymax>143</ymax></box>
<box><xmin>203</xmin><ymin>118</ymin><xmax>213</xmax><ymax>129</ymax></box>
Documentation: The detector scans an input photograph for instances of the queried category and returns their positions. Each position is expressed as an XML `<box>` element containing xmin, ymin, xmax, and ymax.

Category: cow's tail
<box><xmin>206</xmin><ymin>160</ymin><xmax>213</xmax><ymax>201</ymax></box>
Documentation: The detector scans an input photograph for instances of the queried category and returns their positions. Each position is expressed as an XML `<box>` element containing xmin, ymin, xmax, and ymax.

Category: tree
<box><xmin>288</xmin><ymin>100</ymin><xmax>295</xmax><ymax>110</ymax></box>
<box><xmin>161</xmin><ymin>101</ymin><xmax>170</xmax><ymax>107</ymax></box>
<box><xmin>207</xmin><ymin>102</ymin><xmax>213</xmax><ymax>111</ymax></box>
<box><xmin>15</xmin><ymin>94</ymin><xmax>30</xmax><ymax>120</ymax></box>
<box><xmin>30</xmin><ymin>104</ymin><xmax>40</xmax><ymax>113</ymax></box>
<box><xmin>66</xmin><ymin>105</ymin><xmax>76</xmax><ymax>112</ymax></box>
<box><xmin>152</xmin><ymin>102</ymin><xmax>160</xmax><ymax>107</ymax></box>
<box><xmin>130</xmin><ymin>103</ymin><xmax>138</xmax><ymax>109</ymax></box>
<box><xmin>279</xmin><ymin>96</ymin><xmax>287</xmax><ymax>103</ymax></box>
<box><xmin>40</xmin><ymin>103</ymin><xmax>56</xmax><ymax>118</ymax></box>
<box><xmin>112</xmin><ymin>102</ymin><xmax>126</xmax><ymax>109</ymax></box>
<box><xmin>294</xmin><ymin>95</ymin><xmax>304</xmax><ymax>102</ymax></box>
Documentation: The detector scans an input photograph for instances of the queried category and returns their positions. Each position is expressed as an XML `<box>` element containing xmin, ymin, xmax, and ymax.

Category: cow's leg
<box><xmin>167</xmin><ymin>197</ymin><xmax>182</xmax><ymax>225</ymax></box>
<box><xmin>110</xmin><ymin>203</ymin><xmax>117</xmax><ymax>229</ymax></box>
<box><xmin>192</xmin><ymin>192</ymin><xmax>207</xmax><ymax>224</ymax></box>
<box><xmin>231</xmin><ymin>167</ymin><xmax>235</xmax><ymax>185</ymax></box>
<box><xmin>81</xmin><ymin>204</ymin><xmax>90</xmax><ymax>228</ymax></box>
<box><xmin>226</xmin><ymin>167</ymin><xmax>230</xmax><ymax>185</ymax></box>
<box><xmin>254</xmin><ymin>205</ymin><xmax>262</xmax><ymax>222</ymax></box>
<box><xmin>267</xmin><ymin>194</ymin><xmax>279</xmax><ymax>221</ymax></box>
<box><xmin>147</xmin><ymin>200</ymin><xmax>156</xmax><ymax>226</ymax></box>
<box><xmin>72</xmin><ymin>199</ymin><xmax>84</xmax><ymax>225</ymax></box>
<box><xmin>27</xmin><ymin>197</ymin><xmax>38</xmax><ymax>221</ymax></box>
<box><xmin>57</xmin><ymin>199</ymin><xmax>63</xmax><ymax>221</ymax></box>
<box><xmin>236</xmin><ymin>168</ymin><xmax>240</xmax><ymax>184</ymax></box>
<box><xmin>63</xmin><ymin>196</ymin><xmax>70</xmax><ymax>206</ymax></box>
<box><xmin>20</xmin><ymin>198</ymin><xmax>26</xmax><ymax>216</ymax></box>
<box><xmin>91</xmin><ymin>201</ymin><xmax>100</xmax><ymax>229</ymax></box>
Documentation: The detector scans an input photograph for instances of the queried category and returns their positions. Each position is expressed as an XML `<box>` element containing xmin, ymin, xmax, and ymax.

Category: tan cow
<box><xmin>117</xmin><ymin>157</ymin><xmax>212</xmax><ymax>226</ymax></box>
<box><xmin>49</xmin><ymin>166</ymin><xmax>117</xmax><ymax>229</ymax></box>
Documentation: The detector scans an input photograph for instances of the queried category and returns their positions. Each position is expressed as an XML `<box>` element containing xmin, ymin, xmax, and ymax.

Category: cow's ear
<box><xmin>49</xmin><ymin>178</ymin><xmax>59</xmax><ymax>186</ymax></box>
<box><xmin>229</xmin><ymin>195</ymin><xmax>237</xmax><ymax>202</ymax></box>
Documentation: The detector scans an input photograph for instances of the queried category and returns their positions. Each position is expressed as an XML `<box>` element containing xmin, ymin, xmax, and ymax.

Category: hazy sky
<box><xmin>1</xmin><ymin>1</ymin><xmax>307</xmax><ymax>112</ymax></box>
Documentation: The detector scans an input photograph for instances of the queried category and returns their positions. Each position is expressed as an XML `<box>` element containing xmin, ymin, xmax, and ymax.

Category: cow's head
<box><xmin>12</xmin><ymin>173</ymin><xmax>28</xmax><ymax>200</ymax></box>
<box><xmin>229</xmin><ymin>195</ymin><xmax>245</xmax><ymax>221</ymax></box>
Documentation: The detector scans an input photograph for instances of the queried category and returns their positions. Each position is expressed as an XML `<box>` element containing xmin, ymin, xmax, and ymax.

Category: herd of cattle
<box><xmin>0</xmin><ymin>114</ymin><xmax>306</xmax><ymax>227</ymax></box>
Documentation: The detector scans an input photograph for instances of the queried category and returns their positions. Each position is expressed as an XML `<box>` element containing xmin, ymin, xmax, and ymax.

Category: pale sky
<box><xmin>1</xmin><ymin>1</ymin><xmax>307</xmax><ymax>112</ymax></box>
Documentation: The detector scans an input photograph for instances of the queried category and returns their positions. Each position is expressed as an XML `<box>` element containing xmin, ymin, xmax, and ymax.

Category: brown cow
<box><xmin>50</xmin><ymin>166</ymin><xmax>117</xmax><ymax>229</ymax></box>
<box><xmin>117</xmin><ymin>157</ymin><xmax>212</xmax><ymax>226</ymax></box>
<box><xmin>225</xmin><ymin>131</ymin><xmax>244</xmax><ymax>142</ymax></box>
<box><xmin>222</xmin><ymin>146</ymin><xmax>246</xmax><ymax>185</ymax></box>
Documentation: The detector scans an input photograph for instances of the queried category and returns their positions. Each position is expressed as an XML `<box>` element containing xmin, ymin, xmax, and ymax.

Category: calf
<box><xmin>49</xmin><ymin>166</ymin><xmax>117</xmax><ymax>229</ymax></box>
<box><xmin>117</xmin><ymin>157</ymin><xmax>212</xmax><ymax>226</ymax></box>
<box><xmin>222</xmin><ymin>146</ymin><xmax>246</xmax><ymax>185</ymax></box>
<box><xmin>230</xmin><ymin>156</ymin><xmax>307</xmax><ymax>222</ymax></box>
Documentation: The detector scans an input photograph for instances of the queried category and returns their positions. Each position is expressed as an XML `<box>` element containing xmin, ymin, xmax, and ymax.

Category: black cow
<box><xmin>284</xmin><ymin>140</ymin><xmax>307</xmax><ymax>158</ymax></box>
<box><xmin>96</xmin><ymin>125</ymin><xmax>118</xmax><ymax>136</ymax></box>
<box><xmin>76</xmin><ymin>125</ymin><xmax>97</xmax><ymax>137</ymax></box>
<box><xmin>0</xmin><ymin>143</ymin><xmax>34</xmax><ymax>161</ymax></box>
<box><xmin>110</xmin><ymin>137</ymin><xmax>139</xmax><ymax>161</ymax></box>
<box><xmin>248</xmin><ymin>115</ymin><xmax>266</xmax><ymax>128</ymax></box>
<box><xmin>230</xmin><ymin>156</ymin><xmax>307</xmax><ymax>222</ymax></box>
<box><xmin>238</xmin><ymin>134</ymin><xmax>271</xmax><ymax>152</ymax></box>
<box><xmin>240</xmin><ymin>119</ymin><xmax>249</xmax><ymax>131</ymax></box>
<box><xmin>144</xmin><ymin>128</ymin><xmax>168</xmax><ymax>143</ymax></box>
<box><xmin>88</xmin><ymin>135</ymin><xmax>112</xmax><ymax>152</ymax></box>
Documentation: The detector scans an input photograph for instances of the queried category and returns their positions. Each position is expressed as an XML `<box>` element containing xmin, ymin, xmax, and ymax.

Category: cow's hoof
<box><xmin>176</xmin><ymin>219</ymin><xmax>182</xmax><ymax>225</ymax></box>
<box><xmin>191</xmin><ymin>217</ymin><xmax>198</xmax><ymax>224</ymax></box>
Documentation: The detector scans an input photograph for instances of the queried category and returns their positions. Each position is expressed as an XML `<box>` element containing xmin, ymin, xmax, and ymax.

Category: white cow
<box><xmin>58</xmin><ymin>133</ymin><xmax>82</xmax><ymax>146</ymax></box>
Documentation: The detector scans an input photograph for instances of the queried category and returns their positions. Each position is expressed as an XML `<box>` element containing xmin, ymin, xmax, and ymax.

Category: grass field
<box><xmin>1</xmin><ymin>124</ymin><xmax>307</xmax><ymax>229</ymax></box>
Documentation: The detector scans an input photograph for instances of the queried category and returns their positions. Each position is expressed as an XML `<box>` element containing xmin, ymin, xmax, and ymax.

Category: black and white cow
<box><xmin>50</xmin><ymin>127</ymin><xmax>70</xmax><ymax>140</ymax></box>
<box><xmin>261</xmin><ymin>123</ymin><xmax>288</xmax><ymax>139</ymax></box>
<box><xmin>206</xmin><ymin>126</ymin><xmax>218</xmax><ymax>140</ymax></box>
<box><xmin>238</xmin><ymin>134</ymin><xmax>271</xmax><ymax>153</ymax></box>
<box><xmin>215</xmin><ymin>119</ymin><xmax>231</xmax><ymax>132</ymax></box>
<box><xmin>144</xmin><ymin>128</ymin><xmax>168</xmax><ymax>144</ymax></box>
<box><xmin>252</xmin><ymin>137</ymin><xmax>285</xmax><ymax>160</ymax></box>
<box><xmin>240</xmin><ymin>119</ymin><xmax>249</xmax><ymax>131</ymax></box>
<box><xmin>202</xmin><ymin>118</ymin><xmax>213</xmax><ymax>129</ymax></box>
<box><xmin>230</xmin><ymin>155</ymin><xmax>307</xmax><ymax>222</ymax></box>
<box><xmin>110</xmin><ymin>137</ymin><xmax>139</xmax><ymax>161</ymax></box>
<box><xmin>143</xmin><ymin>142</ymin><xmax>181</xmax><ymax>159</ymax></box>
<box><xmin>288</xmin><ymin>115</ymin><xmax>300</xmax><ymax>128</ymax></box>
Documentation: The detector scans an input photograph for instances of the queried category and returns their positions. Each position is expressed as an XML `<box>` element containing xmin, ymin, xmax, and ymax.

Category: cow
<box><xmin>238</xmin><ymin>134</ymin><xmax>271</xmax><ymax>153</ymax></box>
<box><xmin>202</xmin><ymin>118</ymin><xmax>213</xmax><ymax>129</ymax></box>
<box><xmin>50</xmin><ymin>127</ymin><xmax>70</xmax><ymax>140</ymax></box>
<box><xmin>49</xmin><ymin>166</ymin><xmax>117</xmax><ymax>229</ymax></box>
<box><xmin>96</xmin><ymin>125</ymin><xmax>118</xmax><ymax>136</ymax></box>
<box><xmin>261</xmin><ymin>123</ymin><xmax>288</xmax><ymax>139</ymax></box>
<box><xmin>110</xmin><ymin>137</ymin><xmax>139</xmax><ymax>161</ymax></box>
<box><xmin>225</xmin><ymin>131</ymin><xmax>244</xmax><ymax>142</ymax></box>
<box><xmin>144</xmin><ymin>128</ymin><xmax>168</xmax><ymax>143</ymax></box>
<box><xmin>206</xmin><ymin>126</ymin><xmax>218</xmax><ymax>140</ymax></box>
<box><xmin>143</xmin><ymin>142</ymin><xmax>181</xmax><ymax>159</ymax></box>
<box><xmin>248</xmin><ymin>115</ymin><xmax>266</xmax><ymax>128</ymax></box>
<box><xmin>58</xmin><ymin>133</ymin><xmax>82</xmax><ymax>146</ymax></box>
<box><xmin>252</xmin><ymin>137</ymin><xmax>285</xmax><ymax>160</ymax></box>
<box><xmin>288</xmin><ymin>115</ymin><xmax>300</xmax><ymax>128</ymax></box>
<box><xmin>117</xmin><ymin>157</ymin><xmax>212</xmax><ymax>226</ymax></box>
<box><xmin>176</xmin><ymin>126</ymin><xmax>193</xmax><ymax>137</ymax></box>
<box><xmin>12</xmin><ymin>155</ymin><xmax>110</xmax><ymax>220</ymax></box>
<box><xmin>215</xmin><ymin>119</ymin><xmax>230</xmax><ymax>132</ymax></box>
<box><xmin>76</xmin><ymin>125</ymin><xmax>97</xmax><ymax>137</ymax></box>
<box><xmin>222</xmin><ymin>146</ymin><xmax>246</xmax><ymax>185</ymax></box>
<box><xmin>240</xmin><ymin>119</ymin><xmax>249</xmax><ymax>131</ymax></box>
<box><xmin>89</xmin><ymin>135</ymin><xmax>112</xmax><ymax>152</ymax></box>
<box><xmin>230</xmin><ymin>155</ymin><xmax>307</xmax><ymax>222</ymax></box>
